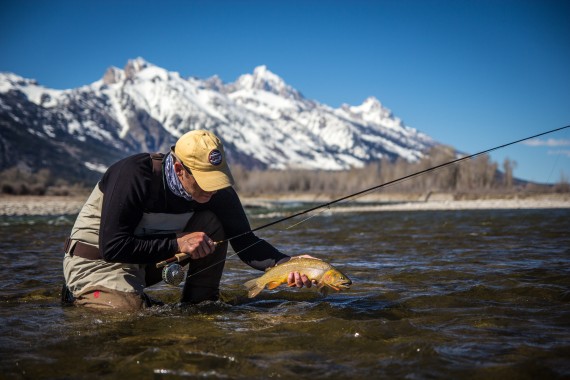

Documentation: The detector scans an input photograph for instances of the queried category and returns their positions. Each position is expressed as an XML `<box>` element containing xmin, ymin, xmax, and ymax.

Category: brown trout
<box><xmin>244</xmin><ymin>257</ymin><xmax>352</xmax><ymax>298</ymax></box>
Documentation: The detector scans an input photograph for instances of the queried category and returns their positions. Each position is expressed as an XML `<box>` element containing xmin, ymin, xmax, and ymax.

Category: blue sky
<box><xmin>1</xmin><ymin>0</ymin><xmax>569</xmax><ymax>184</ymax></box>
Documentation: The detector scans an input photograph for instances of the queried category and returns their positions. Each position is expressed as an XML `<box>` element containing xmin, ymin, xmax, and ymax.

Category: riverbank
<box><xmin>1</xmin><ymin>193</ymin><xmax>569</xmax><ymax>216</ymax></box>
<box><xmin>0</xmin><ymin>195</ymin><xmax>87</xmax><ymax>216</ymax></box>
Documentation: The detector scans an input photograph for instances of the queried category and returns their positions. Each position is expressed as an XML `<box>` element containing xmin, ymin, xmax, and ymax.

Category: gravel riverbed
<box><xmin>1</xmin><ymin>194</ymin><xmax>568</xmax><ymax>216</ymax></box>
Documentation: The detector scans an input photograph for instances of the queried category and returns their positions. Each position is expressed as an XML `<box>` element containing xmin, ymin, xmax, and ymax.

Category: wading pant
<box><xmin>71</xmin><ymin>210</ymin><xmax>228</xmax><ymax>310</ymax></box>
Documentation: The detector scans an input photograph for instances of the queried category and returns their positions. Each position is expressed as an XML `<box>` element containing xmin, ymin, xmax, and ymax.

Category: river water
<box><xmin>0</xmin><ymin>204</ymin><xmax>569</xmax><ymax>379</ymax></box>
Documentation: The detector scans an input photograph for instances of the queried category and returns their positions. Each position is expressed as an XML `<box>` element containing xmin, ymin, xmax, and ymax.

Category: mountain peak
<box><xmin>0</xmin><ymin>72</ymin><xmax>39</xmax><ymax>92</ymax></box>
<box><xmin>101</xmin><ymin>57</ymin><xmax>153</xmax><ymax>85</ymax></box>
<box><xmin>362</xmin><ymin>96</ymin><xmax>382</xmax><ymax>109</ymax></box>
<box><xmin>203</xmin><ymin>75</ymin><xmax>225</xmax><ymax>91</ymax></box>
<box><xmin>233</xmin><ymin>65</ymin><xmax>303</xmax><ymax>100</ymax></box>
<box><xmin>350</xmin><ymin>96</ymin><xmax>391</xmax><ymax>117</ymax></box>
<box><xmin>252</xmin><ymin>65</ymin><xmax>280</xmax><ymax>83</ymax></box>
<box><xmin>102</xmin><ymin>66</ymin><xmax>125</xmax><ymax>85</ymax></box>
<box><xmin>124</xmin><ymin>57</ymin><xmax>153</xmax><ymax>79</ymax></box>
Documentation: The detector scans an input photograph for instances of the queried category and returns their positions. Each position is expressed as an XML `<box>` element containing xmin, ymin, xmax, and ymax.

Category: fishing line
<box><xmin>284</xmin><ymin>205</ymin><xmax>332</xmax><ymax>230</ymax></box>
<box><xmin>159</xmin><ymin>208</ymin><xmax>333</xmax><ymax>280</ymax></box>
<box><xmin>160</xmin><ymin>239</ymin><xmax>265</xmax><ymax>284</ymax></box>
<box><xmin>157</xmin><ymin>125</ymin><xmax>570</xmax><ymax>276</ymax></box>
<box><xmin>221</xmin><ymin>125</ymin><xmax>570</xmax><ymax>242</ymax></box>
<box><xmin>545</xmin><ymin>149</ymin><xmax>562</xmax><ymax>185</ymax></box>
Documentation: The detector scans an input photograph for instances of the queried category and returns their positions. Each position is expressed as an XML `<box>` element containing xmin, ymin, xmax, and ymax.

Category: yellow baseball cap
<box><xmin>172</xmin><ymin>130</ymin><xmax>235</xmax><ymax>191</ymax></box>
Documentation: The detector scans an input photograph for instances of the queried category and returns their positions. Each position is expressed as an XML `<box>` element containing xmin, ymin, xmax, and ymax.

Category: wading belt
<box><xmin>64</xmin><ymin>238</ymin><xmax>101</xmax><ymax>260</ymax></box>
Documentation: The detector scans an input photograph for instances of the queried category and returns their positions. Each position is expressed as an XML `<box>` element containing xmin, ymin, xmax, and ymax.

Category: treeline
<box><xmin>1</xmin><ymin>145</ymin><xmax>568</xmax><ymax>196</ymax></box>
<box><xmin>232</xmin><ymin>145</ymin><xmax>569</xmax><ymax>196</ymax></box>
<box><xmin>0</xmin><ymin>167</ymin><xmax>87</xmax><ymax>196</ymax></box>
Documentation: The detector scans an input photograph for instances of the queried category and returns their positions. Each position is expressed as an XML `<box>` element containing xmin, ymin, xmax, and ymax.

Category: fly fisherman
<box><xmin>62</xmin><ymin>130</ymin><xmax>313</xmax><ymax>310</ymax></box>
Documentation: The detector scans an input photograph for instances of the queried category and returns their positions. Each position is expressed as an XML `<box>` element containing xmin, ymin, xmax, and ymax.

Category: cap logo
<box><xmin>208</xmin><ymin>149</ymin><xmax>223</xmax><ymax>166</ymax></box>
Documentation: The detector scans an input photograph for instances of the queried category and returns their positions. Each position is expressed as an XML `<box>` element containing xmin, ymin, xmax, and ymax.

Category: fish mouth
<box><xmin>337</xmin><ymin>280</ymin><xmax>352</xmax><ymax>289</ymax></box>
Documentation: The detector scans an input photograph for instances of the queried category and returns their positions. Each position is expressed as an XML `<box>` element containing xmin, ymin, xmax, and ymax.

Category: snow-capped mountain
<box><xmin>0</xmin><ymin>57</ymin><xmax>435</xmax><ymax>183</ymax></box>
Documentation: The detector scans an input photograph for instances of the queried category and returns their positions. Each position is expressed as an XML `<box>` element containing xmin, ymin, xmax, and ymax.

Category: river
<box><xmin>1</xmin><ymin>205</ymin><xmax>569</xmax><ymax>379</ymax></box>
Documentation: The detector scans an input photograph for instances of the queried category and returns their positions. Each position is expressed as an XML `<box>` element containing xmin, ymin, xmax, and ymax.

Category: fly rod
<box><xmin>156</xmin><ymin>124</ymin><xmax>569</xmax><ymax>269</ymax></box>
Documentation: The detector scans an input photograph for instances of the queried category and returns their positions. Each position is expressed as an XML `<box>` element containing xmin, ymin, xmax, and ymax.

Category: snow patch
<box><xmin>84</xmin><ymin>162</ymin><xmax>108</xmax><ymax>173</ymax></box>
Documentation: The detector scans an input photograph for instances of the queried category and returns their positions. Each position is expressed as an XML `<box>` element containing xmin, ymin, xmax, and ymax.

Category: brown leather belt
<box><xmin>64</xmin><ymin>238</ymin><xmax>102</xmax><ymax>260</ymax></box>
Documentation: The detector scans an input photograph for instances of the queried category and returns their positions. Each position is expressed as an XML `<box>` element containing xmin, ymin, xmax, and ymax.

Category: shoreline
<box><xmin>0</xmin><ymin>195</ymin><xmax>87</xmax><ymax>216</ymax></box>
<box><xmin>0</xmin><ymin>193</ymin><xmax>569</xmax><ymax>216</ymax></box>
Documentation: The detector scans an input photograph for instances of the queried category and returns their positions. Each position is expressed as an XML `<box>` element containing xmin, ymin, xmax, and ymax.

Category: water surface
<box><xmin>1</xmin><ymin>207</ymin><xmax>569</xmax><ymax>379</ymax></box>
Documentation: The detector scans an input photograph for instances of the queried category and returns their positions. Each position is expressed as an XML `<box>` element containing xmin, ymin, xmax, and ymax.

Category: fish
<box><xmin>244</xmin><ymin>257</ymin><xmax>352</xmax><ymax>298</ymax></box>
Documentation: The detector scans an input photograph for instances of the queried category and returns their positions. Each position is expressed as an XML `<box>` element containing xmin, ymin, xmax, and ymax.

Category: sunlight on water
<box><xmin>0</xmin><ymin>208</ymin><xmax>569</xmax><ymax>378</ymax></box>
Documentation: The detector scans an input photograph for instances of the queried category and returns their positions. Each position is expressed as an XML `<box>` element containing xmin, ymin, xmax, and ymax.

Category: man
<box><xmin>62</xmin><ymin>129</ymin><xmax>312</xmax><ymax>310</ymax></box>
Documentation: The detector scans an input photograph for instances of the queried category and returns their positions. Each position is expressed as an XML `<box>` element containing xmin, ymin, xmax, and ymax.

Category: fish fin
<box><xmin>316</xmin><ymin>280</ymin><xmax>328</xmax><ymax>295</ymax></box>
<box><xmin>244</xmin><ymin>278</ymin><xmax>263</xmax><ymax>298</ymax></box>
<box><xmin>266</xmin><ymin>281</ymin><xmax>282</xmax><ymax>290</ymax></box>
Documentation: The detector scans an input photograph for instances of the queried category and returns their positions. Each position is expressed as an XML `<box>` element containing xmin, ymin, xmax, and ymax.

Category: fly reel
<box><xmin>161</xmin><ymin>263</ymin><xmax>186</xmax><ymax>286</ymax></box>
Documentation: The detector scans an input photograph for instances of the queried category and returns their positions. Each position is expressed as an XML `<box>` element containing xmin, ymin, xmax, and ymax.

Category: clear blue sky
<box><xmin>1</xmin><ymin>0</ymin><xmax>569</xmax><ymax>184</ymax></box>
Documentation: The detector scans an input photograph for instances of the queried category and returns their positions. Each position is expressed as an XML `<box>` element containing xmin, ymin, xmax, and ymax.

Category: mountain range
<box><xmin>0</xmin><ymin>57</ymin><xmax>436</xmax><ymax>184</ymax></box>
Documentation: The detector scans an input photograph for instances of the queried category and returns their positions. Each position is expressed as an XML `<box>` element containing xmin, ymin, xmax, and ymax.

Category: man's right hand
<box><xmin>176</xmin><ymin>232</ymin><xmax>216</xmax><ymax>259</ymax></box>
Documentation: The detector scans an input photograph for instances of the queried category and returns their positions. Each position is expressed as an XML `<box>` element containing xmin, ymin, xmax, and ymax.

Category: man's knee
<box><xmin>73</xmin><ymin>287</ymin><xmax>147</xmax><ymax>311</ymax></box>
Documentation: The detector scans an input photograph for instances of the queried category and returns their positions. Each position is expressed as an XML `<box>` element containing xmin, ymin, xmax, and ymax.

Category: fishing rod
<box><xmin>156</xmin><ymin>125</ymin><xmax>569</xmax><ymax>272</ymax></box>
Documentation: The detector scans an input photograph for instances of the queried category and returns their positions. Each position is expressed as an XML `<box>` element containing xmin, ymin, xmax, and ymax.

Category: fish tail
<box><xmin>244</xmin><ymin>278</ymin><xmax>263</xmax><ymax>298</ymax></box>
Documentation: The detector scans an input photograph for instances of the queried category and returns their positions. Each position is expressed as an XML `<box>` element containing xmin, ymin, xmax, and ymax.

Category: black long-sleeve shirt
<box><xmin>97</xmin><ymin>153</ymin><xmax>287</xmax><ymax>270</ymax></box>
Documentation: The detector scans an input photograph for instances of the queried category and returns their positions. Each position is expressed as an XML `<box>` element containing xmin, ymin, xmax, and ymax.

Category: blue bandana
<box><xmin>164</xmin><ymin>153</ymin><xmax>193</xmax><ymax>201</ymax></box>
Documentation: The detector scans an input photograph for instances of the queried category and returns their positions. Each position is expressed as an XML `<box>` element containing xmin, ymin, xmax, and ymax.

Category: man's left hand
<box><xmin>277</xmin><ymin>254</ymin><xmax>318</xmax><ymax>289</ymax></box>
<box><xmin>287</xmin><ymin>271</ymin><xmax>314</xmax><ymax>288</ymax></box>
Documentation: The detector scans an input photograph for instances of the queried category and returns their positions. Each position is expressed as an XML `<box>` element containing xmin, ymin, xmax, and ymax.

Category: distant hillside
<box><xmin>0</xmin><ymin>58</ymin><xmax>435</xmax><ymax>184</ymax></box>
